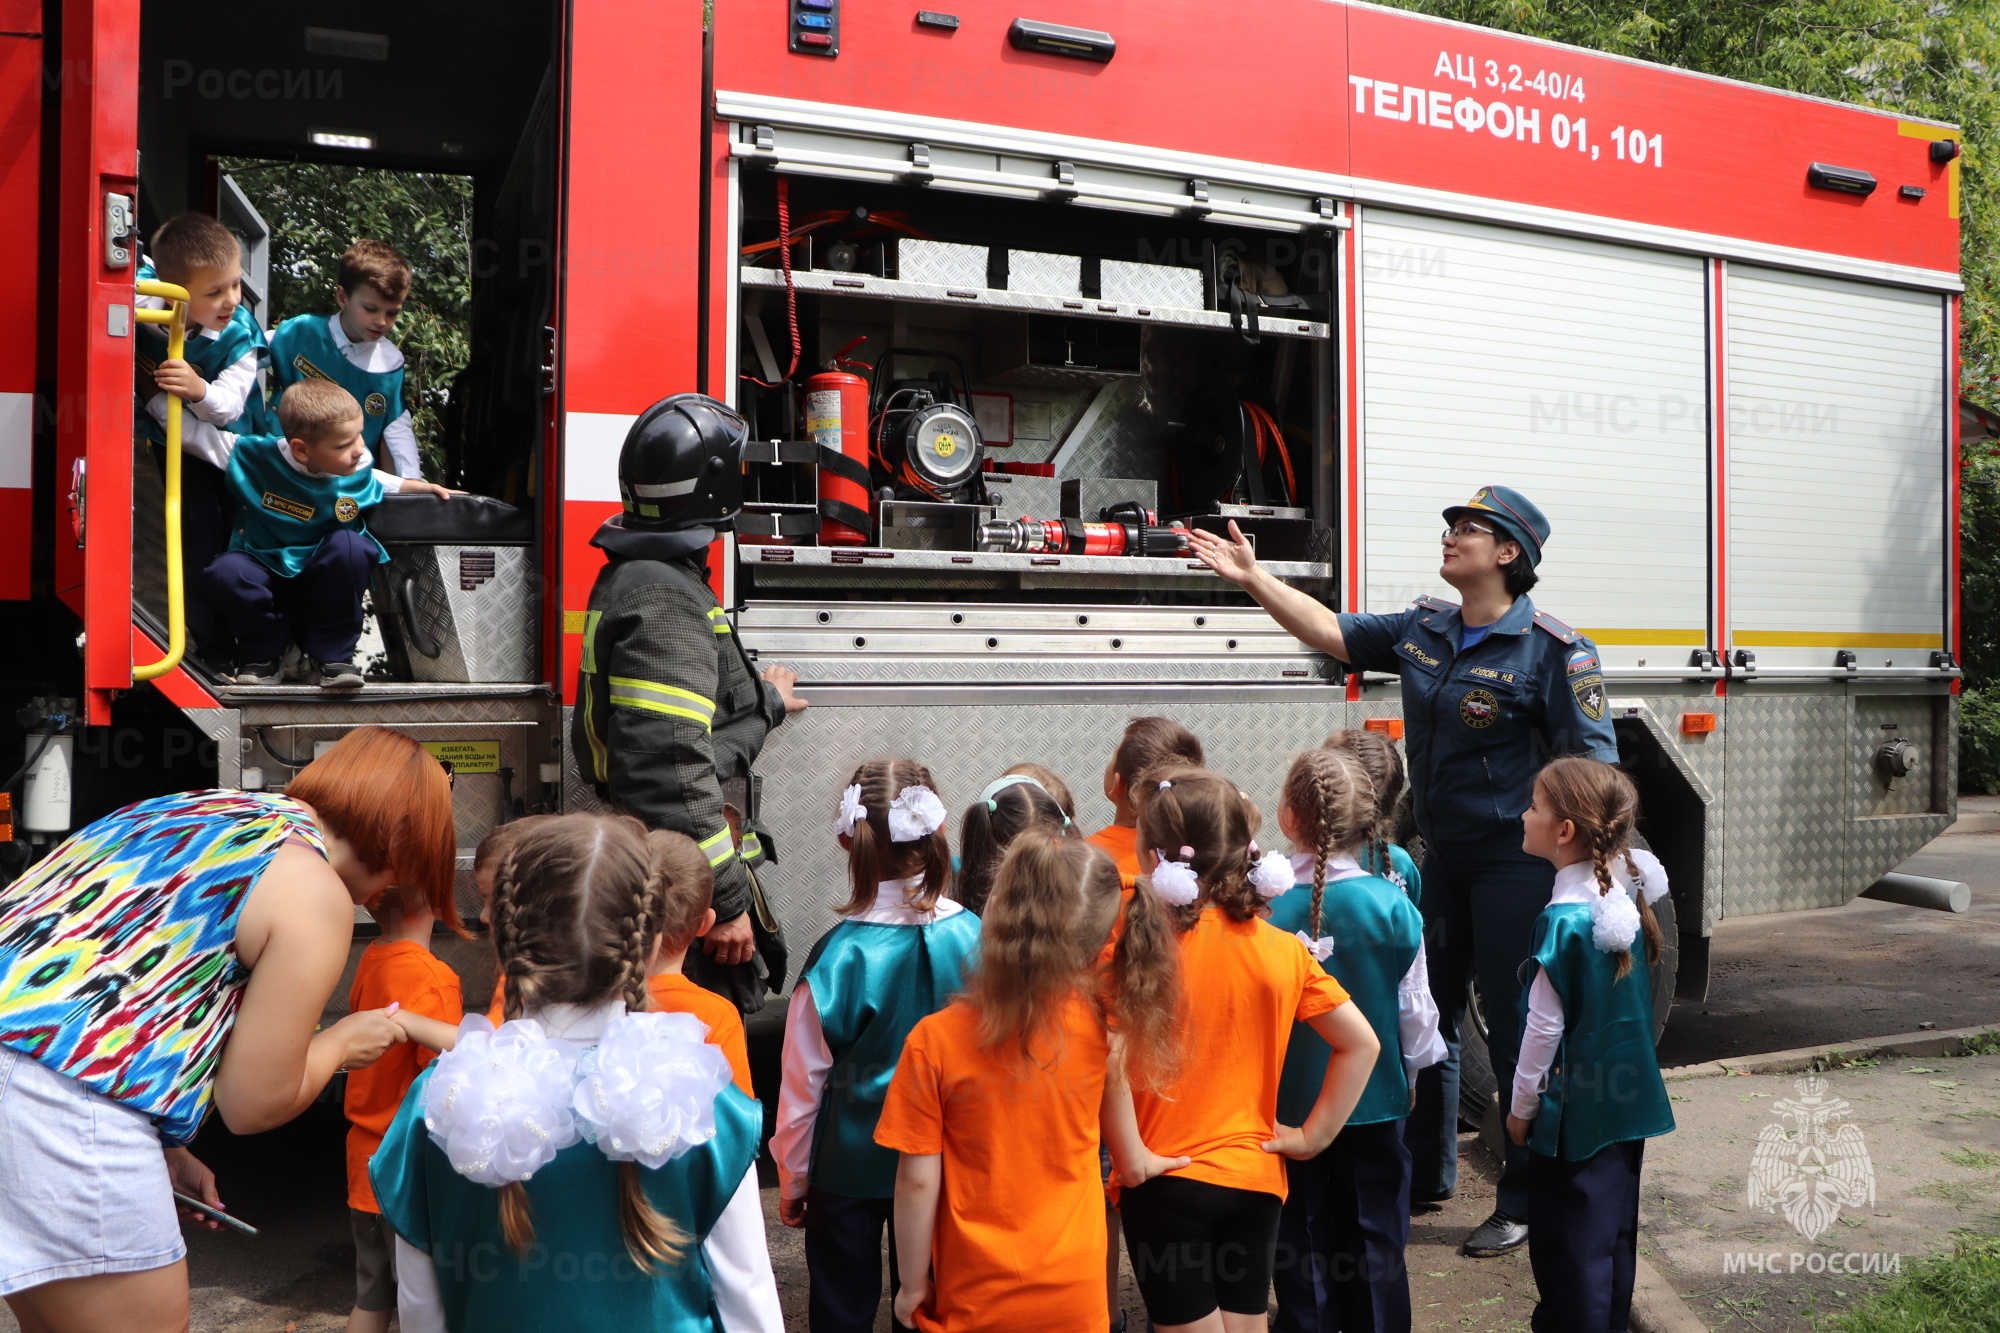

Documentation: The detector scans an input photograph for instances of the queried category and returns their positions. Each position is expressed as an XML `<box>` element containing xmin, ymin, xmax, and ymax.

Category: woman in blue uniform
<box><xmin>1190</xmin><ymin>484</ymin><xmax>1618</xmax><ymax>1258</ymax></box>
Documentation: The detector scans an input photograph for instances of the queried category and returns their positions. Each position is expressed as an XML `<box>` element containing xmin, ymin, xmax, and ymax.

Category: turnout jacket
<box><xmin>573</xmin><ymin>552</ymin><xmax>785</xmax><ymax>925</ymax></box>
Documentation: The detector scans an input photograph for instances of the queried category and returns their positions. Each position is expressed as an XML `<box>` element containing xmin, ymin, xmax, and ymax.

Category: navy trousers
<box><xmin>1404</xmin><ymin>834</ymin><xmax>1554</xmax><ymax>1219</ymax></box>
<box><xmin>804</xmin><ymin>1186</ymin><xmax>903</xmax><ymax>1333</ymax></box>
<box><xmin>1527</xmin><ymin>1139</ymin><xmax>1644</xmax><ymax>1333</ymax></box>
<box><xmin>1273</xmin><ymin>1119</ymin><xmax>1413</xmax><ymax>1333</ymax></box>
<box><xmin>205</xmin><ymin>530</ymin><xmax>374</xmax><ymax>664</ymax></box>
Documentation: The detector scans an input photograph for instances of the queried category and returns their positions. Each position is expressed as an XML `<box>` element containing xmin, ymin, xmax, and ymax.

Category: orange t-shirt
<box><xmin>345</xmin><ymin>940</ymin><xmax>463</xmax><ymax>1212</ymax></box>
<box><xmin>875</xmin><ymin>996</ymin><xmax>1111</xmax><ymax>1333</ymax></box>
<box><xmin>484</xmin><ymin>972</ymin><xmax>754</xmax><ymax>1098</ymax></box>
<box><xmin>1085</xmin><ymin>824</ymin><xmax>1140</xmax><ymax>887</ymax></box>
<box><xmin>1129</xmin><ymin>908</ymin><xmax>1348</xmax><ymax>1201</ymax></box>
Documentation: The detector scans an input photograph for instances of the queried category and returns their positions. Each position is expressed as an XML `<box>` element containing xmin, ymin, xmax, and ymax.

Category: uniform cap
<box><xmin>1443</xmin><ymin>485</ymin><xmax>1549</xmax><ymax>568</ymax></box>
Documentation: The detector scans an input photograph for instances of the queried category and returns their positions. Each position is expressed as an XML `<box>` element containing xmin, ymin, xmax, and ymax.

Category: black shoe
<box><xmin>1461</xmin><ymin>1209</ymin><xmax>1529</xmax><ymax>1257</ymax></box>
<box><xmin>233</xmin><ymin>661</ymin><xmax>282</xmax><ymax>686</ymax></box>
<box><xmin>314</xmin><ymin>659</ymin><xmax>364</xmax><ymax>690</ymax></box>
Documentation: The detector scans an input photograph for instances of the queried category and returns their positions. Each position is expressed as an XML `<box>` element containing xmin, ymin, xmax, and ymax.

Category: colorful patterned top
<box><xmin>0</xmin><ymin>791</ymin><xmax>325</xmax><ymax>1143</ymax></box>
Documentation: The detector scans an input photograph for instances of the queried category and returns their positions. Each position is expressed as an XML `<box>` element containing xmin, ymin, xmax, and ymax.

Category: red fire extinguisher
<box><xmin>805</xmin><ymin>338</ymin><xmax>874</xmax><ymax>546</ymax></box>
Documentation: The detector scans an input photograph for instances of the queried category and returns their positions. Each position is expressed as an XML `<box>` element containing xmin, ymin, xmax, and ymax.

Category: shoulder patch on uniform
<box><xmin>1566</xmin><ymin>648</ymin><xmax>1600</xmax><ymax>676</ymax></box>
<box><xmin>1532</xmin><ymin>611</ymin><xmax>1579</xmax><ymax>644</ymax></box>
<box><xmin>1570</xmin><ymin>672</ymin><xmax>1606</xmax><ymax>721</ymax></box>
<box><xmin>1415</xmin><ymin>595</ymin><xmax>1460</xmax><ymax>611</ymax></box>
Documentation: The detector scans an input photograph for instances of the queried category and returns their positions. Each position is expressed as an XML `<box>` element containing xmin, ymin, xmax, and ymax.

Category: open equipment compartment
<box><xmin>727</xmin><ymin>136</ymin><xmax>1343</xmax><ymax>685</ymax></box>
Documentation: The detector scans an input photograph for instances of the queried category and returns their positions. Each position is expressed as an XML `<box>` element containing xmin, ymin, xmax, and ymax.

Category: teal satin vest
<box><xmin>1360</xmin><ymin>841</ymin><xmax>1422</xmax><ymax>908</ymax></box>
<box><xmin>1269</xmin><ymin>873</ymin><xmax>1422</xmax><ymax>1127</ymax></box>
<box><xmin>135</xmin><ymin>262</ymin><xmax>272</xmax><ymax>443</ymax></box>
<box><xmin>372</xmin><ymin>1068</ymin><xmax>763</xmax><ymax>1333</ymax></box>
<box><xmin>269</xmin><ymin>313</ymin><xmax>406</xmax><ymax>461</ymax></box>
<box><xmin>222</xmin><ymin>435</ymin><xmax>388</xmax><ymax>577</ymax></box>
<box><xmin>803</xmin><ymin>908</ymin><xmax>982</xmax><ymax>1198</ymax></box>
<box><xmin>1520</xmin><ymin>904</ymin><xmax>1675</xmax><ymax>1161</ymax></box>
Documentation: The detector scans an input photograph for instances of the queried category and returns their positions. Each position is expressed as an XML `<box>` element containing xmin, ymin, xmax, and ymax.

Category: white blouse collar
<box><xmin>523</xmin><ymin>999</ymin><xmax>626</xmax><ymax>1043</ymax></box>
<box><xmin>1550</xmin><ymin>861</ymin><xmax>1603</xmax><ymax>905</ymax></box>
<box><xmin>860</xmin><ymin>874</ymin><xmax>963</xmax><ymax>924</ymax></box>
<box><xmin>1287</xmin><ymin>850</ymin><xmax>1366</xmax><ymax>883</ymax></box>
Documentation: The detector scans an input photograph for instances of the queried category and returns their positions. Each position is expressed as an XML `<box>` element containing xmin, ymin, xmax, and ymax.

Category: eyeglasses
<box><xmin>1441</xmin><ymin>520</ymin><xmax>1497</xmax><ymax>542</ymax></box>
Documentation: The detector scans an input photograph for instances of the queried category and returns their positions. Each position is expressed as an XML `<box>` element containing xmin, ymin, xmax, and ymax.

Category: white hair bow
<box><xmin>573</xmin><ymin>1012</ymin><xmax>732</xmax><ymax>1169</ymax></box>
<box><xmin>423</xmin><ymin>1017</ymin><xmax>581</xmax><ymax>1186</ymax></box>
<box><xmin>1590</xmin><ymin>885</ymin><xmax>1643</xmax><ymax>953</ymax></box>
<box><xmin>1249</xmin><ymin>851</ymin><xmax>1295</xmax><ymax>900</ymax></box>
<box><xmin>834</xmin><ymin>784</ymin><xmax>867</xmax><ymax>837</ymax></box>
<box><xmin>1149</xmin><ymin>854</ymin><xmax>1201</xmax><ymax>907</ymax></box>
<box><xmin>886</xmin><ymin>785</ymin><xmax>948</xmax><ymax>842</ymax></box>
<box><xmin>1295</xmin><ymin>930</ymin><xmax>1336</xmax><ymax>962</ymax></box>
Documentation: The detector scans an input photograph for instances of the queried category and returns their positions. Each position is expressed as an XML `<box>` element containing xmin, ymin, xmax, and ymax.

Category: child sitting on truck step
<box><xmin>268</xmin><ymin>239</ymin><xmax>427</xmax><ymax>480</ymax></box>
<box><xmin>136</xmin><ymin>212</ymin><xmax>275</xmax><ymax>671</ymax></box>
<box><xmin>205</xmin><ymin>379</ymin><xmax>450</xmax><ymax>689</ymax></box>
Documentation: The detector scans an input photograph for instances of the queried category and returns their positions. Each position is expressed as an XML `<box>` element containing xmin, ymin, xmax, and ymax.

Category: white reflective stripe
<box><xmin>631</xmin><ymin>477</ymin><xmax>698</xmax><ymax>498</ymax></box>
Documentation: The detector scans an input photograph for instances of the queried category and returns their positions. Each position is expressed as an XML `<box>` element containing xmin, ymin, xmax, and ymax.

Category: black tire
<box><xmin>1453</xmin><ymin>881</ymin><xmax>1680</xmax><ymax>1129</ymax></box>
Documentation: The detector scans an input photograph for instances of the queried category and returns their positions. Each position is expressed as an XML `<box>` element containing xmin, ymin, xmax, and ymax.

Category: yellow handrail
<box><xmin>132</xmin><ymin>278</ymin><xmax>190</xmax><ymax>682</ymax></box>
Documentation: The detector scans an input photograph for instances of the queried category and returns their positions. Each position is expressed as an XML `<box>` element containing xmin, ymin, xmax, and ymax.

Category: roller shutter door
<box><xmin>1357</xmin><ymin>210</ymin><xmax>1710</xmax><ymax>666</ymax></box>
<box><xmin>1725</xmin><ymin>267</ymin><xmax>1946</xmax><ymax>669</ymax></box>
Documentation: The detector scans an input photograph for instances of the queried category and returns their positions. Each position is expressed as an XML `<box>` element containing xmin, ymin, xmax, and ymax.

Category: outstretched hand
<box><xmin>1187</xmin><ymin>520</ymin><xmax>1260</xmax><ymax>586</ymax></box>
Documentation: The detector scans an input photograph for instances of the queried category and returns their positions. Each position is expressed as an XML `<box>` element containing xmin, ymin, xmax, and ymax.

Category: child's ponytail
<box><xmin>1281</xmin><ymin>748</ymin><xmax>1377</xmax><ymax>938</ymax></box>
<box><xmin>618</xmin><ymin>1161</ymin><xmax>692</xmax><ymax>1270</ymax></box>
<box><xmin>1111</xmin><ymin>860</ymin><xmax>1185</xmax><ymax>1090</ymax></box>
<box><xmin>1535</xmin><ymin>758</ymin><xmax>1664</xmax><ymax>981</ymax></box>
<box><xmin>835</xmin><ymin>758</ymin><xmax>952</xmax><ymax>915</ymax></box>
<box><xmin>1134</xmin><ymin>766</ymin><xmax>1261</xmax><ymax>926</ymax></box>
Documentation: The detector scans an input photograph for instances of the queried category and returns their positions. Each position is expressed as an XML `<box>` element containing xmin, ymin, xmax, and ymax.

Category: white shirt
<box><xmin>1509</xmin><ymin>852</ymin><xmax>1668</xmax><ymax>1121</ymax></box>
<box><xmin>136</xmin><ymin>291</ymin><xmax>263</xmax><ymax>471</ymax></box>
<box><xmin>771</xmin><ymin>877</ymin><xmax>964</xmax><ymax>1201</ymax></box>
<box><xmin>393</xmin><ymin>1000</ymin><xmax>783</xmax><ymax>1333</ymax></box>
<box><xmin>327</xmin><ymin>314</ymin><xmax>424</xmax><ymax>480</ymax></box>
<box><xmin>1286</xmin><ymin>852</ymin><xmax>1448</xmax><ymax>1077</ymax></box>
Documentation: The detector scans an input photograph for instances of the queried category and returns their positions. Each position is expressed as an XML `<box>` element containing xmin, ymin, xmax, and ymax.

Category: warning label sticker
<box><xmin>420</xmin><ymin>741</ymin><xmax>502</xmax><ymax>774</ymax></box>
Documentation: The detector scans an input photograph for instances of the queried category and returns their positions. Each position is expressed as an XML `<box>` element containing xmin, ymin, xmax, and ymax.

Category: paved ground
<box><xmin>4</xmin><ymin>830</ymin><xmax>1996</xmax><ymax>1332</ymax></box>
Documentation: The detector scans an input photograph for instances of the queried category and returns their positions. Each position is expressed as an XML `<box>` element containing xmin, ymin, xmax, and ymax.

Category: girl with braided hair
<box><xmin>1266</xmin><ymin>749</ymin><xmax>1446</xmax><ymax>1333</ymax></box>
<box><xmin>1107</xmin><ymin>766</ymin><xmax>1380</xmax><ymax>1333</ymax></box>
<box><xmin>1321</xmin><ymin>728</ymin><xmax>1422</xmax><ymax>907</ymax></box>
<box><xmin>770</xmin><ymin>758</ymin><xmax>981</xmax><ymax>1333</ymax></box>
<box><xmin>368</xmin><ymin>814</ymin><xmax>782</xmax><ymax>1333</ymax></box>
<box><xmin>1505</xmin><ymin>758</ymin><xmax>1674</xmax><ymax>1333</ymax></box>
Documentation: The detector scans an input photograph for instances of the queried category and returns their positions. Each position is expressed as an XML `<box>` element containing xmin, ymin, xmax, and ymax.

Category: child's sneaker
<box><xmin>314</xmin><ymin>659</ymin><xmax>364</xmax><ymax>690</ymax></box>
<box><xmin>233</xmin><ymin>661</ymin><xmax>282</xmax><ymax>686</ymax></box>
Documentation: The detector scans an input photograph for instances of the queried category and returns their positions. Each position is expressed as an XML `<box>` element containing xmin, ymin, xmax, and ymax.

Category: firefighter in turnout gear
<box><xmin>572</xmin><ymin>393</ymin><xmax>808</xmax><ymax>1013</ymax></box>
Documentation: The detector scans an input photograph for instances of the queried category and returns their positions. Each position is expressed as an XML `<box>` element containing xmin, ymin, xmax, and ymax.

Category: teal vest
<box><xmin>269</xmin><ymin>313</ymin><xmax>406</xmax><ymax>463</ymax></box>
<box><xmin>802</xmin><ymin>908</ymin><xmax>982</xmax><ymax>1198</ymax></box>
<box><xmin>1520</xmin><ymin>904</ymin><xmax>1675</xmax><ymax>1161</ymax></box>
<box><xmin>1360</xmin><ymin>840</ymin><xmax>1422</xmax><ymax>908</ymax></box>
<box><xmin>1269</xmin><ymin>873</ymin><xmax>1423</xmax><ymax>1126</ymax></box>
<box><xmin>372</xmin><ymin>1067</ymin><xmax>763</xmax><ymax>1333</ymax></box>
<box><xmin>222</xmin><ymin>435</ymin><xmax>388</xmax><ymax>577</ymax></box>
<box><xmin>134</xmin><ymin>262</ymin><xmax>272</xmax><ymax>443</ymax></box>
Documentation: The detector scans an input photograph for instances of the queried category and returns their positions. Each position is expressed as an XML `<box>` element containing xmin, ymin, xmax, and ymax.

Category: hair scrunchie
<box><xmin>573</xmin><ymin>1011</ymin><xmax>733</xmax><ymax>1169</ymax></box>
<box><xmin>886</xmin><ymin>785</ymin><xmax>949</xmax><ymax>842</ymax></box>
<box><xmin>833</xmin><ymin>783</ymin><xmax>867</xmax><ymax>837</ymax></box>
<box><xmin>1149</xmin><ymin>850</ymin><xmax>1201</xmax><ymax>906</ymax></box>
<box><xmin>1248</xmin><ymin>850</ymin><xmax>1295</xmax><ymax>900</ymax></box>
<box><xmin>423</xmin><ymin>1016</ymin><xmax>581</xmax><ymax>1186</ymax></box>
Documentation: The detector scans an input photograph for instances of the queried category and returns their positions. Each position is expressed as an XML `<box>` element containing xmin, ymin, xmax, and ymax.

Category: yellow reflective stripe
<box><xmin>739</xmin><ymin>833</ymin><xmax>763</xmax><ymax>860</ymax></box>
<box><xmin>607</xmin><ymin>676</ymin><xmax>716</xmax><ymax>728</ymax></box>
<box><xmin>579</xmin><ymin>610</ymin><xmax>603</xmax><ymax>674</ymax></box>
<box><xmin>699</xmin><ymin>828</ymin><xmax>736</xmax><ymax>866</ymax></box>
<box><xmin>707</xmin><ymin>608</ymin><xmax>732</xmax><ymax>635</ymax></box>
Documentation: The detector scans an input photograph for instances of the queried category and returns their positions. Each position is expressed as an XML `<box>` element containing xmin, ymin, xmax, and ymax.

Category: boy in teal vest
<box><xmin>267</xmin><ymin>239</ymin><xmax>424</xmax><ymax>479</ymax></box>
<box><xmin>135</xmin><ymin>213</ymin><xmax>275</xmax><ymax>670</ymax></box>
<box><xmin>205</xmin><ymin>380</ymin><xmax>451</xmax><ymax>688</ymax></box>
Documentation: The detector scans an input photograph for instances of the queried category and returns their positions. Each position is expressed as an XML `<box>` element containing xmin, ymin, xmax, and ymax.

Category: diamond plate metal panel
<box><xmin>754</xmin><ymin>656</ymin><xmax>1338</xmax><ymax>686</ymax></box>
<box><xmin>375</xmin><ymin>546</ymin><xmax>539</xmax><ymax>683</ymax></box>
<box><xmin>898</xmin><ymin>240</ymin><xmax>990</xmax><ymax>289</ymax></box>
<box><xmin>1847</xmin><ymin>812</ymin><xmax>1950</xmax><ymax>892</ymax></box>
<box><xmin>1850</xmin><ymin>694</ymin><xmax>1944</xmax><ymax>818</ymax></box>
<box><xmin>1719</xmin><ymin>692</ymin><xmax>1848</xmax><ymax>916</ymax></box>
<box><xmin>1008</xmin><ymin>250</ymin><xmax>1081</xmax><ymax>298</ymax></box>
<box><xmin>750</xmin><ymin>695</ymin><xmax>1355</xmax><ymax>985</ymax></box>
<box><xmin>1100</xmin><ymin>259</ymin><xmax>1204</xmax><ymax>308</ymax></box>
<box><xmin>1626</xmin><ymin>695</ymin><xmax>1726</xmax><ymax>933</ymax></box>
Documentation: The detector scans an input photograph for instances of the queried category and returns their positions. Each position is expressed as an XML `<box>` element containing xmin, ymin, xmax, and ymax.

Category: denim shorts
<box><xmin>0</xmin><ymin>1047</ymin><xmax>186</xmax><ymax>1296</ymax></box>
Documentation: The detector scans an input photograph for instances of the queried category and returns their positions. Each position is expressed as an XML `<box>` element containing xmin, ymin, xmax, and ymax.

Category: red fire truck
<box><xmin>2</xmin><ymin>0</ymin><xmax>1965</xmax><ymax>1104</ymax></box>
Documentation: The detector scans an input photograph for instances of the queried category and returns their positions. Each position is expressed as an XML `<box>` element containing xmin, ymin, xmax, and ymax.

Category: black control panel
<box><xmin>789</xmin><ymin>0</ymin><xmax>838</xmax><ymax>55</ymax></box>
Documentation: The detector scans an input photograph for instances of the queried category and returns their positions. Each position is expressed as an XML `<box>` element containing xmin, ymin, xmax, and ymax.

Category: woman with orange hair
<box><xmin>0</xmin><ymin>726</ymin><xmax>456</xmax><ymax>1333</ymax></box>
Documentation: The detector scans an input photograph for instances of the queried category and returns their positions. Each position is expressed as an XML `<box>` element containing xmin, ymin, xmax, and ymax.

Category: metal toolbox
<box><xmin>980</xmin><ymin>471</ymin><xmax>1064</xmax><ymax>516</ymax></box>
<box><xmin>369</xmin><ymin>494</ymin><xmax>539</xmax><ymax>683</ymax></box>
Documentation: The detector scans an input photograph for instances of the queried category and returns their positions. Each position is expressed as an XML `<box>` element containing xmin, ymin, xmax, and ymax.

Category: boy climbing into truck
<box><xmin>268</xmin><ymin>239</ymin><xmax>427</xmax><ymax>481</ymax></box>
<box><xmin>205</xmin><ymin>379</ymin><xmax>450</xmax><ymax>689</ymax></box>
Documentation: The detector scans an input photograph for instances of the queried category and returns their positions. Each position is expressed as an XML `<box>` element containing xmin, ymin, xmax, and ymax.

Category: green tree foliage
<box><xmin>215</xmin><ymin>159</ymin><xmax>473</xmax><ymax>478</ymax></box>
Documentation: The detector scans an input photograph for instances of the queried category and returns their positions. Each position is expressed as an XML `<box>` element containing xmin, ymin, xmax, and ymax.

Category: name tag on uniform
<box><xmin>1396</xmin><ymin>638</ymin><xmax>1442</xmax><ymax>670</ymax></box>
<box><xmin>261</xmin><ymin>491</ymin><xmax>315</xmax><ymax>522</ymax></box>
<box><xmin>1464</xmin><ymin>665</ymin><xmax>1520</xmax><ymax>686</ymax></box>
